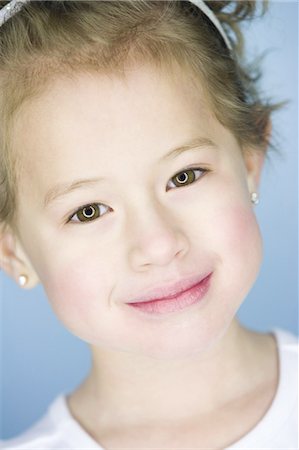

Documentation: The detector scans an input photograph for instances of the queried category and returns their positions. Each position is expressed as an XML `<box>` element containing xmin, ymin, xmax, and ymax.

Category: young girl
<box><xmin>0</xmin><ymin>0</ymin><xmax>298</xmax><ymax>449</ymax></box>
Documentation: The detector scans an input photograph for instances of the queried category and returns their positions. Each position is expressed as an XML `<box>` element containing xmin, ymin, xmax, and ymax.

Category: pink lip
<box><xmin>126</xmin><ymin>272</ymin><xmax>212</xmax><ymax>304</ymax></box>
<box><xmin>126</xmin><ymin>272</ymin><xmax>212</xmax><ymax>315</ymax></box>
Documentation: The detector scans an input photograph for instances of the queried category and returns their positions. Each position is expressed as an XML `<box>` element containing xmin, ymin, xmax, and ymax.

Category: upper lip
<box><xmin>126</xmin><ymin>272</ymin><xmax>212</xmax><ymax>304</ymax></box>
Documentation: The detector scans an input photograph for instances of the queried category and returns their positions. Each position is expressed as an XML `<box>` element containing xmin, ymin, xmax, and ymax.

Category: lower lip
<box><xmin>126</xmin><ymin>273</ymin><xmax>212</xmax><ymax>316</ymax></box>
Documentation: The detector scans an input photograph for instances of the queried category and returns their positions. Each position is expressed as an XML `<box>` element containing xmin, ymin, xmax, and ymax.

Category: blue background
<box><xmin>1</xmin><ymin>0</ymin><xmax>298</xmax><ymax>440</ymax></box>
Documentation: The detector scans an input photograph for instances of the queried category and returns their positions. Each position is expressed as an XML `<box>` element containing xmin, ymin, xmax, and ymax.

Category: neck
<box><xmin>67</xmin><ymin>320</ymin><xmax>270</xmax><ymax>428</ymax></box>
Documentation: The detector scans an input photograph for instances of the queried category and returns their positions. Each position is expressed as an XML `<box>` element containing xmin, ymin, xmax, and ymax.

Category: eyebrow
<box><xmin>43</xmin><ymin>136</ymin><xmax>217</xmax><ymax>208</ymax></box>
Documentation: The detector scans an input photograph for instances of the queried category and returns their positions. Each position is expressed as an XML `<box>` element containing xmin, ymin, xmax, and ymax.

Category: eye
<box><xmin>67</xmin><ymin>203</ymin><xmax>110</xmax><ymax>224</ymax></box>
<box><xmin>167</xmin><ymin>167</ymin><xmax>209</xmax><ymax>190</ymax></box>
<box><xmin>66</xmin><ymin>167</ymin><xmax>209</xmax><ymax>225</ymax></box>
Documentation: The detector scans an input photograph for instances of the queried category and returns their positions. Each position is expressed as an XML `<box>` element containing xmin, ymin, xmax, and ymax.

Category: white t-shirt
<box><xmin>1</xmin><ymin>327</ymin><xmax>298</xmax><ymax>450</ymax></box>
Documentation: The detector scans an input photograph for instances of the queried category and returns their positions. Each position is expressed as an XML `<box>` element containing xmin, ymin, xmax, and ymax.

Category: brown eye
<box><xmin>68</xmin><ymin>203</ymin><xmax>110</xmax><ymax>224</ymax></box>
<box><xmin>168</xmin><ymin>168</ymin><xmax>207</xmax><ymax>189</ymax></box>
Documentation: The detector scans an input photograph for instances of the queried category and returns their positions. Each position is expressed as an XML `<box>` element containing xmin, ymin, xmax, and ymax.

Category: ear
<box><xmin>243</xmin><ymin>148</ymin><xmax>265</xmax><ymax>194</ymax></box>
<box><xmin>0</xmin><ymin>225</ymin><xmax>40</xmax><ymax>289</ymax></box>
<box><xmin>243</xmin><ymin>119</ymin><xmax>272</xmax><ymax>193</ymax></box>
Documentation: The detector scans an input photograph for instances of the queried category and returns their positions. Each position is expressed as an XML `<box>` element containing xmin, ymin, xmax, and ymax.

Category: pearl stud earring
<box><xmin>18</xmin><ymin>274</ymin><xmax>28</xmax><ymax>287</ymax></box>
<box><xmin>251</xmin><ymin>192</ymin><xmax>259</xmax><ymax>205</ymax></box>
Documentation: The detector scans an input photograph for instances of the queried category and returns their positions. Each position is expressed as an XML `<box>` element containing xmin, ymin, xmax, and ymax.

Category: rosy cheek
<box><xmin>207</xmin><ymin>201</ymin><xmax>262</xmax><ymax>260</ymax></box>
<box><xmin>42</xmin><ymin>263</ymin><xmax>101</xmax><ymax>324</ymax></box>
<box><xmin>228</xmin><ymin>206</ymin><xmax>260</xmax><ymax>245</ymax></box>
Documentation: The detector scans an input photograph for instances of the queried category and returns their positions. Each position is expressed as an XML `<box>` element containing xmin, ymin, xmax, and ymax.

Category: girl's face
<box><xmin>11</xmin><ymin>64</ymin><xmax>264</xmax><ymax>359</ymax></box>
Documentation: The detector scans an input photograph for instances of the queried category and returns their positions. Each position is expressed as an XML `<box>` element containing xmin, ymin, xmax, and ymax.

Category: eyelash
<box><xmin>66</xmin><ymin>166</ymin><xmax>210</xmax><ymax>225</ymax></box>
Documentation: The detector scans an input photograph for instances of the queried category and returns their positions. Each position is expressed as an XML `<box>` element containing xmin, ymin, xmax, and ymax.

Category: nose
<box><xmin>126</xmin><ymin>195</ymin><xmax>189</xmax><ymax>270</ymax></box>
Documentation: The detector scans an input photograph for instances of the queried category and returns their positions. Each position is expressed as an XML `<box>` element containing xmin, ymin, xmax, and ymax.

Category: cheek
<box><xmin>222</xmin><ymin>206</ymin><xmax>262</xmax><ymax>252</ymax></box>
<box><xmin>205</xmin><ymin>199</ymin><xmax>262</xmax><ymax>251</ymax></box>
<box><xmin>41</xmin><ymin>260</ymin><xmax>113</xmax><ymax>333</ymax></box>
<box><xmin>212</xmin><ymin>203</ymin><xmax>263</xmax><ymax>295</ymax></box>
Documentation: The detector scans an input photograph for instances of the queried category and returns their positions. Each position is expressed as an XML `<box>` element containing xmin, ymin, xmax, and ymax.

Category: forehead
<box><xmin>13</xmin><ymin>62</ymin><xmax>214</xmax><ymax>141</ymax></box>
<box><xmin>11</xmin><ymin>64</ymin><xmax>229</xmax><ymax>190</ymax></box>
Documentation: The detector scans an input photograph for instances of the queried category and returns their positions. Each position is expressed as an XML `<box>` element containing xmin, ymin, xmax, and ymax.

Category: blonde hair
<box><xmin>0</xmin><ymin>0</ymin><xmax>286</xmax><ymax>234</ymax></box>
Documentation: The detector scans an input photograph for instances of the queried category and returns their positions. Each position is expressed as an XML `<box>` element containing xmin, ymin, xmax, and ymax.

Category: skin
<box><xmin>0</xmin><ymin>62</ymin><xmax>278</xmax><ymax>447</ymax></box>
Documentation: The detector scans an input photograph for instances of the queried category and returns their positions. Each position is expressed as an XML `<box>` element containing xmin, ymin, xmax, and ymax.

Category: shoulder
<box><xmin>274</xmin><ymin>326</ymin><xmax>299</xmax><ymax>343</ymax></box>
<box><xmin>273</xmin><ymin>326</ymin><xmax>299</xmax><ymax>360</ymax></box>
<box><xmin>274</xmin><ymin>326</ymin><xmax>298</xmax><ymax>391</ymax></box>
<box><xmin>225</xmin><ymin>327</ymin><xmax>298</xmax><ymax>449</ymax></box>
<box><xmin>251</xmin><ymin>327</ymin><xmax>298</xmax><ymax>424</ymax></box>
<box><xmin>0</xmin><ymin>396</ymin><xmax>70</xmax><ymax>449</ymax></box>
<box><xmin>268</xmin><ymin>328</ymin><xmax>298</xmax><ymax>446</ymax></box>
<box><xmin>270</xmin><ymin>327</ymin><xmax>298</xmax><ymax>420</ymax></box>
<box><xmin>257</xmin><ymin>326</ymin><xmax>298</xmax><ymax>415</ymax></box>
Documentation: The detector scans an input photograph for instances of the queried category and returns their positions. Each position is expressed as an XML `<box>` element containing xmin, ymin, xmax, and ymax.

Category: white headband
<box><xmin>187</xmin><ymin>0</ymin><xmax>232</xmax><ymax>51</ymax></box>
<box><xmin>0</xmin><ymin>0</ymin><xmax>232</xmax><ymax>51</ymax></box>
<box><xmin>0</xmin><ymin>0</ymin><xmax>30</xmax><ymax>27</ymax></box>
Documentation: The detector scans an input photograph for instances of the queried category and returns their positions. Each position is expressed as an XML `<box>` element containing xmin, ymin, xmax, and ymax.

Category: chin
<box><xmin>129</xmin><ymin>322</ymin><xmax>232</xmax><ymax>361</ymax></box>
